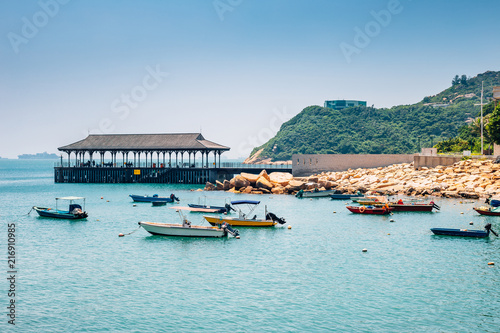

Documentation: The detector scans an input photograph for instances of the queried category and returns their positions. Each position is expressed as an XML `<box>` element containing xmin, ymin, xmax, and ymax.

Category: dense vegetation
<box><xmin>250</xmin><ymin>71</ymin><xmax>500</xmax><ymax>161</ymax></box>
<box><xmin>435</xmin><ymin>101</ymin><xmax>497</xmax><ymax>154</ymax></box>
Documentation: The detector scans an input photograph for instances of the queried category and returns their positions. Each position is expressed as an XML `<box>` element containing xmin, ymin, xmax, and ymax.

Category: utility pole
<box><xmin>481</xmin><ymin>81</ymin><xmax>484</xmax><ymax>155</ymax></box>
<box><xmin>474</xmin><ymin>81</ymin><xmax>485</xmax><ymax>155</ymax></box>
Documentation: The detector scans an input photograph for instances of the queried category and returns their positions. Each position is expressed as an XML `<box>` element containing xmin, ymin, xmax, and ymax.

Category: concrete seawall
<box><xmin>292</xmin><ymin>154</ymin><xmax>415</xmax><ymax>177</ymax></box>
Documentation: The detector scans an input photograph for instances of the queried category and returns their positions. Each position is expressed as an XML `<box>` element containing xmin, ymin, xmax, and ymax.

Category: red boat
<box><xmin>473</xmin><ymin>207</ymin><xmax>500</xmax><ymax>216</ymax></box>
<box><xmin>346</xmin><ymin>205</ymin><xmax>393</xmax><ymax>215</ymax></box>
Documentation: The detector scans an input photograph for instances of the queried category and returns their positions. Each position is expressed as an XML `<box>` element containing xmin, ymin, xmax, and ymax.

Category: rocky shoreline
<box><xmin>204</xmin><ymin>159</ymin><xmax>500</xmax><ymax>199</ymax></box>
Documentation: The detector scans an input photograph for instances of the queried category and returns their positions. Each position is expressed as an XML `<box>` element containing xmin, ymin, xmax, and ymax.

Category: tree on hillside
<box><xmin>460</xmin><ymin>74</ymin><xmax>469</xmax><ymax>85</ymax></box>
<box><xmin>486</xmin><ymin>103</ymin><xmax>500</xmax><ymax>145</ymax></box>
<box><xmin>452</xmin><ymin>75</ymin><xmax>460</xmax><ymax>85</ymax></box>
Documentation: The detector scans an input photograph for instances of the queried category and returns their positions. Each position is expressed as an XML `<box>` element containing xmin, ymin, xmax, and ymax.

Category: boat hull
<box><xmin>346</xmin><ymin>206</ymin><xmax>392</xmax><ymax>215</ymax></box>
<box><xmin>130</xmin><ymin>195</ymin><xmax>174</xmax><ymax>203</ymax></box>
<box><xmin>474</xmin><ymin>208</ymin><xmax>500</xmax><ymax>216</ymax></box>
<box><xmin>300</xmin><ymin>190</ymin><xmax>336</xmax><ymax>198</ymax></box>
<box><xmin>33</xmin><ymin>207</ymin><xmax>88</xmax><ymax>219</ymax></box>
<box><xmin>386</xmin><ymin>204</ymin><xmax>434</xmax><ymax>212</ymax></box>
<box><xmin>139</xmin><ymin>222</ymin><xmax>226</xmax><ymax>237</ymax></box>
<box><xmin>330</xmin><ymin>194</ymin><xmax>363</xmax><ymax>200</ymax></box>
<box><xmin>430</xmin><ymin>228</ymin><xmax>489</xmax><ymax>238</ymax></box>
<box><xmin>204</xmin><ymin>215</ymin><xmax>276</xmax><ymax>227</ymax></box>
<box><xmin>188</xmin><ymin>204</ymin><xmax>226</xmax><ymax>213</ymax></box>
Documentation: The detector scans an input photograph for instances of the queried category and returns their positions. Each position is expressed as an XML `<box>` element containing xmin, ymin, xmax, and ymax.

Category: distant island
<box><xmin>18</xmin><ymin>152</ymin><xmax>59</xmax><ymax>159</ymax></box>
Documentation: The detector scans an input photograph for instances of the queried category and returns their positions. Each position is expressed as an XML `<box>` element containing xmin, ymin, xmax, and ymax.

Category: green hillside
<box><xmin>250</xmin><ymin>71</ymin><xmax>500</xmax><ymax>161</ymax></box>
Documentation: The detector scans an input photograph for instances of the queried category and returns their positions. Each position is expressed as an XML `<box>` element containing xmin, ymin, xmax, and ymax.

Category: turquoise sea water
<box><xmin>1</xmin><ymin>160</ymin><xmax>499</xmax><ymax>332</ymax></box>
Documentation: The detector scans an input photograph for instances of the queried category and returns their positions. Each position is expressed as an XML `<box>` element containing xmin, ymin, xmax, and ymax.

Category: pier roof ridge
<box><xmin>58</xmin><ymin>133</ymin><xmax>230</xmax><ymax>151</ymax></box>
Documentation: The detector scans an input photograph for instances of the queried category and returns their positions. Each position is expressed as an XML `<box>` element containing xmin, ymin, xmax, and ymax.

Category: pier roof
<box><xmin>58</xmin><ymin>133</ymin><xmax>230</xmax><ymax>152</ymax></box>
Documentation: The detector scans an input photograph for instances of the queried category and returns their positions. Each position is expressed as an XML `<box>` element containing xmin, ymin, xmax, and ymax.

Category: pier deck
<box><xmin>54</xmin><ymin>163</ymin><xmax>292</xmax><ymax>184</ymax></box>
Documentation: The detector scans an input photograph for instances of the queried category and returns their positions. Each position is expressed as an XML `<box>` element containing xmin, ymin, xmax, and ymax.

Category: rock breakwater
<box><xmin>204</xmin><ymin>159</ymin><xmax>500</xmax><ymax>199</ymax></box>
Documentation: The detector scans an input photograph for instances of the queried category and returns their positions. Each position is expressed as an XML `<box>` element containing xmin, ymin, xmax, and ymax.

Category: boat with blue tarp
<box><xmin>32</xmin><ymin>196</ymin><xmax>88</xmax><ymax>219</ymax></box>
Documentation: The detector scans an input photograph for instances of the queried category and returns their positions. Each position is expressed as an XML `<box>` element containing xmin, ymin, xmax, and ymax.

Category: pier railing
<box><xmin>54</xmin><ymin>162</ymin><xmax>292</xmax><ymax>170</ymax></box>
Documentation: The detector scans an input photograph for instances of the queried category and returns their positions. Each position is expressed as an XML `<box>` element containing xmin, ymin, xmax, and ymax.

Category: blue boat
<box><xmin>32</xmin><ymin>196</ymin><xmax>88</xmax><ymax>219</ymax></box>
<box><xmin>129</xmin><ymin>194</ymin><xmax>179</xmax><ymax>203</ymax></box>
<box><xmin>330</xmin><ymin>191</ymin><xmax>364</xmax><ymax>200</ymax></box>
<box><xmin>486</xmin><ymin>197</ymin><xmax>500</xmax><ymax>207</ymax></box>
<box><xmin>430</xmin><ymin>224</ymin><xmax>497</xmax><ymax>238</ymax></box>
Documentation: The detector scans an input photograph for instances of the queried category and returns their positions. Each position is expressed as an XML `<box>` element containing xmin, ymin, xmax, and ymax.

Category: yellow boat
<box><xmin>203</xmin><ymin>200</ymin><xmax>286</xmax><ymax>227</ymax></box>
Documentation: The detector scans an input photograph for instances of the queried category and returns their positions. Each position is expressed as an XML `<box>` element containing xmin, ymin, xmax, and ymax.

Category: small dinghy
<box><xmin>430</xmin><ymin>223</ymin><xmax>498</xmax><ymax>238</ymax></box>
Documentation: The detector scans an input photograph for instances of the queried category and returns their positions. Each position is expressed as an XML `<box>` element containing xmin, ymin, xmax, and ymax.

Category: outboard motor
<box><xmin>170</xmin><ymin>194</ymin><xmax>180</xmax><ymax>202</ymax></box>
<box><xmin>485</xmin><ymin>223</ymin><xmax>499</xmax><ymax>236</ymax></box>
<box><xmin>430</xmin><ymin>201</ymin><xmax>440</xmax><ymax>210</ymax></box>
<box><xmin>224</xmin><ymin>203</ymin><xmax>235</xmax><ymax>213</ymax></box>
<box><xmin>221</xmin><ymin>222</ymin><xmax>239</xmax><ymax>237</ymax></box>
<box><xmin>266</xmin><ymin>212</ymin><xmax>286</xmax><ymax>224</ymax></box>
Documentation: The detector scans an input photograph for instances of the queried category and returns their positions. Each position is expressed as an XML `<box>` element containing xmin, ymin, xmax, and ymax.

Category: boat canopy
<box><xmin>56</xmin><ymin>196</ymin><xmax>85</xmax><ymax>200</ymax></box>
<box><xmin>231</xmin><ymin>200</ymin><xmax>260</xmax><ymax>205</ymax></box>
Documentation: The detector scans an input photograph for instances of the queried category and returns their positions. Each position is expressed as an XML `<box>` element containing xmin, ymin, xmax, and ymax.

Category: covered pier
<box><xmin>55</xmin><ymin>133</ymin><xmax>231</xmax><ymax>184</ymax></box>
<box><xmin>57</xmin><ymin>133</ymin><xmax>229</xmax><ymax>169</ymax></box>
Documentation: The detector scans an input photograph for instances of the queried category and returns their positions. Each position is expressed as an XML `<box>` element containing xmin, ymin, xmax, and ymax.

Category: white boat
<box><xmin>138</xmin><ymin>209</ymin><xmax>239</xmax><ymax>238</ymax></box>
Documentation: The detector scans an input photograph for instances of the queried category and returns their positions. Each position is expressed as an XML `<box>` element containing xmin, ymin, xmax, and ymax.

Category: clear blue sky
<box><xmin>1</xmin><ymin>0</ymin><xmax>499</xmax><ymax>158</ymax></box>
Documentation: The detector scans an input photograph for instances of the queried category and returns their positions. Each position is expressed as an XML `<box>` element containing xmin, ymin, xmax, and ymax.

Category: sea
<box><xmin>0</xmin><ymin>160</ymin><xmax>499</xmax><ymax>332</ymax></box>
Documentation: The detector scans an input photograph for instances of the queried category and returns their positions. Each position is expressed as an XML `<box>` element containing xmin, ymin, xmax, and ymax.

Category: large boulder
<box><xmin>204</xmin><ymin>182</ymin><xmax>215</xmax><ymax>191</ymax></box>
<box><xmin>256</xmin><ymin>176</ymin><xmax>274</xmax><ymax>190</ymax></box>
<box><xmin>258</xmin><ymin>169</ymin><xmax>271</xmax><ymax>182</ymax></box>
<box><xmin>288</xmin><ymin>179</ymin><xmax>306</xmax><ymax>191</ymax></box>
<box><xmin>271</xmin><ymin>186</ymin><xmax>286</xmax><ymax>194</ymax></box>
<box><xmin>234</xmin><ymin>175</ymin><xmax>250</xmax><ymax>189</ymax></box>
<box><xmin>215</xmin><ymin>180</ymin><xmax>224</xmax><ymax>190</ymax></box>
<box><xmin>223</xmin><ymin>179</ymin><xmax>231</xmax><ymax>190</ymax></box>
<box><xmin>241</xmin><ymin>172</ymin><xmax>259</xmax><ymax>185</ymax></box>
<box><xmin>242</xmin><ymin>186</ymin><xmax>254</xmax><ymax>194</ymax></box>
<box><xmin>269</xmin><ymin>172</ymin><xmax>293</xmax><ymax>186</ymax></box>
